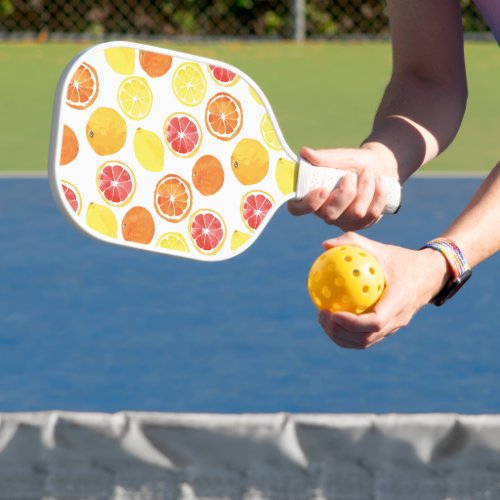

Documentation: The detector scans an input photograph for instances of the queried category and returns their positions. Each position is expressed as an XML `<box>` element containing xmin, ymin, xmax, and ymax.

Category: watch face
<box><xmin>432</xmin><ymin>269</ymin><xmax>472</xmax><ymax>306</ymax></box>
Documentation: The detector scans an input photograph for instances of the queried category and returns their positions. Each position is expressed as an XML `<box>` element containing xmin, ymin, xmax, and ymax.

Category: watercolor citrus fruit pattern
<box><xmin>156</xmin><ymin>232</ymin><xmax>189</xmax><ymax>253</ymax></box>
<box><xmin>96</xmin><ymin>161</ymin><xmax>136</xmax><ymax>207</ymax></box>
<box><xmin>172</xmin><ymin>62</ymin><xmax>207</xmax><ymax>106</ymax></box>
<box><xmin>154</xmin><ymin>174</ymin><xmax>192</xmax><ymax>223</ymax></box>
<box><xmin>57</xmin><ymin>44</ymin><xmax>291</xmax><ymax>260</ymax></box>
<box><xmin>164</xmin><ymin>112</ymin><xmax>202</xmax><ymax>158</ymax></box>
<box><xmin>208</xmin><ymin>65</ymin><xmax>239</xmax><ymax>86</ymax></box>
<box><xmin>205</xmin><ymin>92</ymin><xmax>243</xmax><ymax>141</ymax></box>
<box><xmin>66</xmin><ymin>62</ymin><xmax>99</xmax><ymax>110</ymax></box>
<box><xmin>241</xmin><ymin>191</ymin><xmax>274</xmax><ymax>231</ymax></box>
<box><xmin>189</xmin><ymin>209</ymin><xmax>226</xmax><ymax>255</ymax></box>
<box><xmin>61</xmin><ymin>181</ymin><xmax>82</xmax><ymax>215</ymax></box>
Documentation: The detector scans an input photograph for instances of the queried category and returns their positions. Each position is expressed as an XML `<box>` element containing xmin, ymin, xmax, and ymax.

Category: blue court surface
<box><xmin>0</xmin><ymin>176</ymin><xmax>498</xmax><ymax>413</ymax></box>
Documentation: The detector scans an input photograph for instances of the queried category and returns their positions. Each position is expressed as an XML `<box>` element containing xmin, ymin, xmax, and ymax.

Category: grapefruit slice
<box><xmin>189</xmin><ymin>209</ymin><xmax>226</xmax><ymax>255</ymax></box>
<box><xmin>241</xmin><ymin>190</ymin><xmax>274</xmax><ymax>231</ymax></box>
<box><xmin>96</xmin><ymin>161</ymin><xmax>136</xmax><ymax>207</ymax></box>
<box><xmin>66</xmin><ymin>62</ymin><xmax>99</xmax><ymax>110</ymax></box>
<box><xmin>208</xmin><ymin>65</ymin><xmax>239</xmax><ymax>86</ymax></box>
<box><xmin>164</xmin><ymin>113</ymin><xmax>202</xmax><ymax>158</ymax></box>
<box><xmin>154</xmin><ymin>174</ymin><xmax>192</xmax><ymax>223</ymax></box>
<box><xmin>61</xmin><ymin>181</ymin><xmax>82</xmax><ymax>215</ymax></box>
<box><xmin>205</xmin><ymin>92</ymin><xmax>243</xmax><ymax>141</ymax></box>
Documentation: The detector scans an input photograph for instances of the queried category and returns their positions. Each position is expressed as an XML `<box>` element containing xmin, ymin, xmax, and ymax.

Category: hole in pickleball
<box><xmin>362</xmin><ymin>285</ymin><xmax>369</xmax><ymax>293</ymax></box>
<box><xmin>322</xmin><ymin>286</ymin><xmax>332</xmax><ymax>298</ymax></box>
<box><xmin>369</xmin><ymin>267</ymin><xmax>375</xmax><ymax>275</ymax></box>
<box><xmin>378</xmin><ymin>284</ymin><xmax>382</xmax><ymax>291</ymax></box>
<box><xmin>359</xmin><ymin>251</ymin><xmax>366</xmax><ymax>257</ymax></box>
<box><xmin>344</xmin><ymin>256</ymin><xmax>352</xmax><ymax>262</ymax></box>
<box><xmin>342</xmin><ymin>295</ymin><xmax>351</xmax><ymax>304</ymax></box>
<box><xmin>313</xmin><ymin>271</ymin><xmax>321</xmax><ymax>282</ymax></box>
<box><xmin>352</xmin><ymin>269</ymin><xmax>360</xmax><ymax>277</ymax></box>
<box><xmin>327</xmin><ymin>264</ymin><xmax>335</xmax><ymax>272</ymax></box>
<box><xmin>356</xmin><ymin>306</ymin><xmax>365</xmax><ymax>314</ymax></box>
<box><xmin>334</xmin><ymin>277</ymin><xmax>344</xmax><ymax>287</ymax></box>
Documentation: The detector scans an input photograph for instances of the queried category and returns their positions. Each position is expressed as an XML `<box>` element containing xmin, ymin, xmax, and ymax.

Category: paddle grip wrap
<box><xmin>295</xmin><ymin>159</ymin><xmax>402</xmax><ymax>214</ymax></box>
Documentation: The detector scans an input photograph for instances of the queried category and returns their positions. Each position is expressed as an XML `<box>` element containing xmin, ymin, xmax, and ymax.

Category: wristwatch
<box><xmin>421</xmin><ymin>238</ymin><xmax>472</xmax><ymax>306</ymax></box>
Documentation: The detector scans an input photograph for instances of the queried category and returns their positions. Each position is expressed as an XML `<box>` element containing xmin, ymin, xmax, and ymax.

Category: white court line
<box><xmin>0</xmin><ymin>171</ymin><xmax>48</xmax><ymax>179</ymax></box>
<box><xmin>0</xmin><ymin>170</ymin><xmax>488</xmax><ymax>179</ymax></box>
<box><xmin>414</xmin><ymin>170</ymin><xmax>487</xmax><ymax>178</ymax></box>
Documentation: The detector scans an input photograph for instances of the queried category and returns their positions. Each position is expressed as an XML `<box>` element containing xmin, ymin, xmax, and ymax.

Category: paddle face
<box><xmin>49</xmin><ymin>41</ymin><xmax>298</xmax><ymax>262</ymax></box>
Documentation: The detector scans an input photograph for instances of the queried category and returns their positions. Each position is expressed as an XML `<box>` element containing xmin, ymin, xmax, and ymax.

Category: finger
<box><xmin>322</xmin><ymin>231</ymin><xmax>368</xmax><ymax>250</ymax></box>
<box><xmin>346</xmin><ymin>167</ymin><xmax>376</xmax><ymax>220</ymax></box>
<box><xmin>300</xmin><ymin>146</ymin><xmax>370</xmax><ymax>170</ymax></box>
<box><xmin>319</xmin><ymin>311</ymin><xmax>371</xmax><ymax>349</ymax></box>
<box><xmin>364</xmin><ymin>176</ymin><xmax>387</xmax><ymax>222</ymax></box>
<box><xmin>287</xmin><ymin>188</ymin><xmax>330</xmax><ymax>216</ymax></box>
<box><xmin>316</xmin><ymin>172</ymin><xmax>357</xmax><ymax>223</ymax></box>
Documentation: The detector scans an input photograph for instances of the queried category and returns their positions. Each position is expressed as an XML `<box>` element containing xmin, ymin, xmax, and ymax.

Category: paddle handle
<box><xmin>295</xmin><ymin>159</ymin><xmax>401</xmax><ymax>214</ymax></box>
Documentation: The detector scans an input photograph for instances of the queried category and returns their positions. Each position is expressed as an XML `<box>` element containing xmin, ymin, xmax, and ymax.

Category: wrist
<box><xmin>360</xmin><ymin>141</ymin><xmax>399</xmax><ymax>179</ymax></box>
<box><xmin>418</xmin><ymin>248</ymin><xmax>452</xmax><ymax>302</ymax></box>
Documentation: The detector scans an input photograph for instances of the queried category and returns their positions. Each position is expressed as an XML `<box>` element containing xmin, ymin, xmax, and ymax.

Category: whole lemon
<box><xmin>231</xmin><ymin>138</ymin><xmax>269</xmax><ymax>185</ymax></box>
<box><xmin>308</xmin><ymin>245</ymin><xmax>385</xmax><ymax>315</ymax></box>
<box><xmin>86</xmin><ymin>107</ymin><xmax>127</xmax><ymax>156</ymax></box>
<box><xmin>86</xmin><ymin>202</ymin><xmax>118</xmax><ymax>239</ymax></box>
<box><xmin>134</xmin><ymin>128</ymin><xmax>164</xmax><ymax>172</ymax></box>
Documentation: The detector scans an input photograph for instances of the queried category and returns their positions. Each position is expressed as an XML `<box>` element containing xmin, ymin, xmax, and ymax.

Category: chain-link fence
<box><xmin>0</xmin><ymin>0</ymin><xmax>491</xmax><ymax>40</ymax></box>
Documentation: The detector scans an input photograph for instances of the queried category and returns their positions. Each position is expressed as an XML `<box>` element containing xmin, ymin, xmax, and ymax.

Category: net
<box><xmin>1</xmin><ymin>412</ymin><xmax>500</xmax><ymax>499</ymax></box>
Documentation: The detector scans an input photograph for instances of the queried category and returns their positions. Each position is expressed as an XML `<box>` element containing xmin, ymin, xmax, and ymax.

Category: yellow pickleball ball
<box><xmin>308</xmin><ymin>245</ymin><xmax>385</xmax><ymax>314</ymax></box>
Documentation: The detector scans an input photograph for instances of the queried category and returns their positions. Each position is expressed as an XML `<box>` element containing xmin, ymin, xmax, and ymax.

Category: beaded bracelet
<box><xmin>421</xmin><ymin>237</ymin><xmax>472</xmax><ymax>306</ymax></box>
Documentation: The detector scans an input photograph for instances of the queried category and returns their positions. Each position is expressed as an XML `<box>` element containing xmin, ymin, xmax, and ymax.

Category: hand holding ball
<box><xmin>308</xmin><ymin>245</ymin><xmax>385</xmax><ymax>314</ymax></box>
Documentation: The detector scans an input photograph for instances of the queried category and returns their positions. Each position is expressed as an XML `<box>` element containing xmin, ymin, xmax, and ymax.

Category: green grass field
<box><xmin>0</xmin><ymin>41</ymin><xmax>497</xmax><ymax>173</ymax></box>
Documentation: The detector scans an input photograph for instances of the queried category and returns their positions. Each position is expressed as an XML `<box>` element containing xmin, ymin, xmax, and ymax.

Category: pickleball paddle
<box><xmin>48</xmin><ymin>41</ymin><xmax>401</xmax><ymax>262</ymax></box>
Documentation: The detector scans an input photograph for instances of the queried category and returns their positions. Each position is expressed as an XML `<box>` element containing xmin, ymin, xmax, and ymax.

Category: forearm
<box><xmin>363</xmin><ymin>74</ymin><xmax>467</xmax><ymax>182</ymax></box>
<box><xmin>441</xmin><ymin>162</ymin><xmax>500</xmax><ymax>267</ymax></box>
<box><xmin>361</xmin><ymin>0</ymin><xmax>467</xmax><ymax>183</ymax></box>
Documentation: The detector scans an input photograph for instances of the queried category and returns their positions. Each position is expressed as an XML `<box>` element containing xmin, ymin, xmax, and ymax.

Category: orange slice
<box><xmin>96</xmin><ymin>161</ymin><xmax>136</xmax><ymax>207</ymax></box>
<box><xmin>241</xmin><ymin>190</ymin><xmax>274</xmax><ymax>231</ymax></box>
<box><xmin>154</xmin><ymin>174</ymin><xmax>192</xmax><ymax>223</ymax></box>
<box><xmin>66</xmin><ymin>62</ymin><xmax>99</xmax><ymax>110</ymax></box>
<box><xmin>164</xmin><ymin>113</ymin><xmax>202</xmax><ymax>158</ymax></box>
<box><xmin>189</xmin><ymin>209</ymin><xmax>226</xmax><ymax>255</ymax></box>
<box><xmin>205</xmin><ymin>92</ymin><xmax>243</xmax><ymax>141</ymax></box>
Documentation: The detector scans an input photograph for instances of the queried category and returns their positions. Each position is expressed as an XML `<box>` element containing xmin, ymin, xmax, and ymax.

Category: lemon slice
<box><xmin>117</xmin><ymin>76</ymin><xmax>153</xmax><ymax>120</ymax></box>
<box><xmin>172</xmin><ymin>63</ymin><xmax>207</xmax><ymax>106</ymax></box>
<box><xmin>260</xmin><ymin>114</ymin><xmax>281</xmax><ymax>151</ymax></box>
<box><xmin>156</xmin><ymin>232</ymin><xmax>189</xmax><ymax>253</ymax></box>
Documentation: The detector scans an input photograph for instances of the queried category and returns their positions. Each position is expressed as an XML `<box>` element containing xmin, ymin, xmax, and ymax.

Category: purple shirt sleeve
<box><xmin>473</xmin><ymin>0</ymin><xmax>500</xmax><ymax>44</ymax></box>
